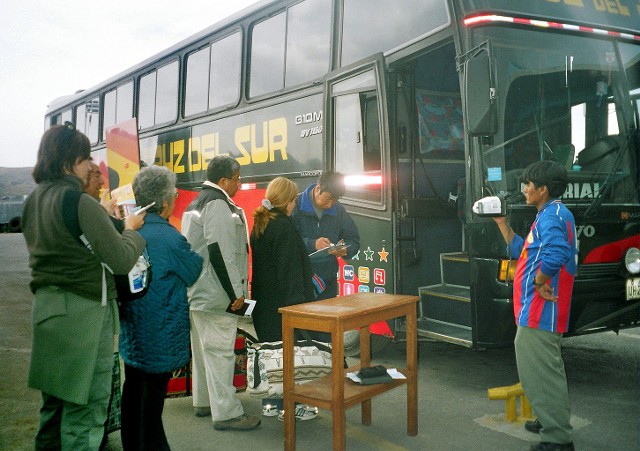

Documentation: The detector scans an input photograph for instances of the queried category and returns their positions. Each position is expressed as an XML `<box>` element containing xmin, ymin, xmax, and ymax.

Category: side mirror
<box><xmin>464</xmin><ymin>55</ymin><xmax>497</xmax><ymax>136</ymax></box>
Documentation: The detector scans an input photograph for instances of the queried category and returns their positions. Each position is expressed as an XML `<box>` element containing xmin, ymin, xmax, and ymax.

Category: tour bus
<box><xmin>44</xmin><ymin>0</ymin><xmax>640</xmax><ymax>352</ymax></box>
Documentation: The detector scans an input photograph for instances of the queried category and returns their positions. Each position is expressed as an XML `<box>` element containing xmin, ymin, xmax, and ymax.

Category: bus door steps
<box><xmin>440</xmin><ymin>252</ymin><xmax>470</xmax><ymax>286</ymax></box>
<box><xmin>418</xmin><ymin>284</ymin><xmax>471</xmax><ymax>327</ymax></box>
<box><xmin>415</xmin><ymin>318</ymin><xmax>473</xmax><ymax>348</ymax></box>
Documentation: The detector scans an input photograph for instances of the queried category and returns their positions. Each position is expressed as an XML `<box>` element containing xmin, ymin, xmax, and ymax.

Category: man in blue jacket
<box><xmin>291</xmin><ymin>172</ymin><xmax>360</xmax><ymax>301</ymax></box>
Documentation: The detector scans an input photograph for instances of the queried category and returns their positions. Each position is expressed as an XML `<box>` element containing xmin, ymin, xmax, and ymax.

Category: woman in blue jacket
<box><xmin>119</xmin><ymin>166</ymin><xmax>203</xmax><ymax>450</ymax></box>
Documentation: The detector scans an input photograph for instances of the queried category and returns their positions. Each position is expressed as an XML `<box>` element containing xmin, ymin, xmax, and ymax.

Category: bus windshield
<box><xmin>476</xmin><ymin>27</ymin><xmax>640</xmax><ymax>206</ymax></box>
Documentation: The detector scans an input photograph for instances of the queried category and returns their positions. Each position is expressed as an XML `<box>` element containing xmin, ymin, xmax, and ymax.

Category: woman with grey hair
<box><xmin>119</xmin><ymin>166</ymin><xmax>203</xmax><ymax>450</ymax></box>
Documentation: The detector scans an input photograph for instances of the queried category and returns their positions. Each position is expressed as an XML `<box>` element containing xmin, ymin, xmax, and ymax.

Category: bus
<box><xmin>45</xmin><ymin>0</ymin><xmax>640</xmax><ymax>352</ymax></box>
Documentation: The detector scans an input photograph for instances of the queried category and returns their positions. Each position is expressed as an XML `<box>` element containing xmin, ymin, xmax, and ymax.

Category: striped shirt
<box><xmin>509</xmin><ymin>199</ymin><xmax>577</xmax><ymax>333</ymax></box>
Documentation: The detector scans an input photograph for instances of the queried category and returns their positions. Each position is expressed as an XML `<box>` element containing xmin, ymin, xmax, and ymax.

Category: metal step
<box><xmin>416</xmin><ymin>318</ymin><xmax>473</xmax><ymax>347</ymax></box>
<box><xmin>441</xmin><ymin>252</ymin><xmax>469</xmax><ymax>263</ymax></box>
<box><xmin>419</xmin><ymin>284</ymin><xmax>471</xmax><ymax>326</ymax></box>
<box><xmin>440</xmin><ymin>252</ymin><xmax>470</xmax><ymax>286</ymax></box>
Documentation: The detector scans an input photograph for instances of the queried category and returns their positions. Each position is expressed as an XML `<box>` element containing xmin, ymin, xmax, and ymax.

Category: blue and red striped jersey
<box><xmin>508</xmin><ymin>199</ymin><xmax>577</xmax><ymax>333</ymax></box>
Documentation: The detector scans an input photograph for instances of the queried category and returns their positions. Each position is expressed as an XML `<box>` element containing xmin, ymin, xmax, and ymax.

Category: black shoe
<box><xmin>525</xmin><ymin>418</ymin><xmax>542</xmax><ymax>434</ymax></box>
<box><xmin>530</xmin><ymin>442</ymin><xmax>575</xmax><ymax>451</ymax></box>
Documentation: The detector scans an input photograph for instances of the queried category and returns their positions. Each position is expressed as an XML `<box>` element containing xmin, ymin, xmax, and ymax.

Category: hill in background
<box><xmin>0</xmin><ymin>167</ymin><xmax>35</xmax><ymax>198</ymax></box>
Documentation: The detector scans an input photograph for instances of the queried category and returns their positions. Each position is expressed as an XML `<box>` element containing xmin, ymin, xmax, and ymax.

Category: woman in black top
<box><xmin>250</xmin><ymin>177</ymin><xmax>314</xmax><ymax>342</ymax></box>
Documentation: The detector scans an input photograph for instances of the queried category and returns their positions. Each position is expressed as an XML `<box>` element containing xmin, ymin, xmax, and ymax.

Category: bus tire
<box><xmin>343</xmin><ymin>330</ymin><xmax>391</xmax><ymax>357</ymax></box>
<box><xmin>8</xmin><ymin>216</ymin><xmax>21</xmax><ymax>233</ymax></box>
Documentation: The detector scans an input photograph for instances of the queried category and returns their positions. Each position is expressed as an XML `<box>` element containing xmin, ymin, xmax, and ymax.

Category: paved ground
<box><xmin>1</xmin><ymin>233</ymin><xmax>639</xmax><ymax>450</ymax></box>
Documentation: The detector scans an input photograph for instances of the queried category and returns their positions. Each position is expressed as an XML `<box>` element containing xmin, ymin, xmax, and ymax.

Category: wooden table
<box><xmin>279</xmin><ymin>293</ymin><xmax>419</xmax><ymax>450</ymax></box>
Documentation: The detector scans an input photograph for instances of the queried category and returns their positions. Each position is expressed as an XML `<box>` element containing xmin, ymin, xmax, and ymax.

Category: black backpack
<box><xmin>62</xmin><ymin>189</ymin><xmax>151</xmax><ymax>303</ymax></box>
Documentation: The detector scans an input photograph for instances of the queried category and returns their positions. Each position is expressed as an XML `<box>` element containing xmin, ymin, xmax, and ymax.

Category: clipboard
<box><xmin>309</xmin><ymin>243</ymin><xmax>350</xmax><ymax>260</ymax></box>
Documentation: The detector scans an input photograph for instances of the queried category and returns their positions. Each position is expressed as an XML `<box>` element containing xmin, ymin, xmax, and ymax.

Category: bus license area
<box><xmin>626</xmin><ymin>277</ymin><xmax>640</xmax><ymax>301</ymax></box>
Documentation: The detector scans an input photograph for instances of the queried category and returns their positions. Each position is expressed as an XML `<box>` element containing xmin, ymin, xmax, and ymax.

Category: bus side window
<box><xmin>334</xmin><ymin>90</ymin><xmax>382</xmax><ymax>204</ymax></box>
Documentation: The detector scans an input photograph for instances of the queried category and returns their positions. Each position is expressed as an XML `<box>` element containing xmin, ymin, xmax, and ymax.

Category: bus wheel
<box><xmin>343</xmin><ymin>330</ymin><xmax>391</xmax><ymax>357</ymax></box>
<box><xmin>8</xmin><ymin>216</ymin><xmax>21</xmax><ymax>233</ymax></box>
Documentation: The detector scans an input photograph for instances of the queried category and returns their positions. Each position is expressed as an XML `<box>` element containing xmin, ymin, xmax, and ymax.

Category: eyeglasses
<box><xmin>228</xmin><ymin>175</ymin><xmax>241</xmax><ymax>184</ymax></box>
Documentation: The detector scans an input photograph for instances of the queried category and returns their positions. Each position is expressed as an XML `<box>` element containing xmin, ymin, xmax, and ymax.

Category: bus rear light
<box><xmin>498</xmin><ymin>259</ymin><xmax>516</xmax><ymax>283</ymax></box>
<box><xmin>344</xmin><ymin>175</ymin><xmax>383</xmax><ymax>187</ymax></box>
<box><xmin>240</xmin><ymin>182</ymin><xmax>256</xmax><ymax>191</ymax></box>
<box><xmin>463</xmin><ymin>14</ymin><xmax>640</xmax><ymax>42</ymax></box>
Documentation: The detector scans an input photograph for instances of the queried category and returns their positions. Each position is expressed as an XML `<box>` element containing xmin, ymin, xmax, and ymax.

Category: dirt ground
<box><xmin>0</xmin><ymin>233</ymin><xmax>40</xmax><ymax>449</ymax></box>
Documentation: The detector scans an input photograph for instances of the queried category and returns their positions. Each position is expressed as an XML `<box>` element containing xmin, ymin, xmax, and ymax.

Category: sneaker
<box><xmin>525</xmin><ymin>418</ymin><xmax>542</xmax><ymax>434</ymax></box>
<box><xmin>262</xmin><ymin>403</ymin><xmax>279</xmax><ymax>417</ymax></box>
<box><xmin>194</xmin><ymin>406</ymin><xmax>211</xmax><ymax>417</ymax></box>
<box><xmin>213</xmin><ymin>413</ymin><xmax>261</xmax><ymax>431</ymax></box>
<box><xmin>530</xmin><ymin>442</ymin><xmax>575</xmax><ymax>451</ymax></box>
<box><xmin>278</xmin><ymin>405</ymin><xmax>318</xmax><ymax>422</ymax></box>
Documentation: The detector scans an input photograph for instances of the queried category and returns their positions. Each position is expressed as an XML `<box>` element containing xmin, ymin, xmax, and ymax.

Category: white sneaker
<box><xmin>262</xmin><ymin>403</ymin><xmax>279</xmax><ymax>417</ymax></box>
<box><xmin>278</xmin><ymin>405</ymin><xmax>318</xmax><ymax>421</ymax></box>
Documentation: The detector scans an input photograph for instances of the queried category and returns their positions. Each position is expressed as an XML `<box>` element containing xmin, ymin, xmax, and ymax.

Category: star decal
<box><xmin>351</xmin><ymin>250</ymin><xmax>360</xmax><ymax>261</ymax></box>
<box><xmin>363</xmin><ymin>247</ymin><xmax>375</xmax><ymax>261</ymax></box>
<box><xmin>378</xmin><ymin>247</ymin><xmax>389</xmax><ymax>262</ymax></box>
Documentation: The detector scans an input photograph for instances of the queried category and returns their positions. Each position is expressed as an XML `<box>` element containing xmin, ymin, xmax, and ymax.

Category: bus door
<box><xmin>390</xmin><ymin>41</ymin><xmax>472</xmax><ymax>347</ymax></box>
<box><xmin>325</xmin><ymin>55</ymin><xmax>394</xmax><ymax>355</ymax></box>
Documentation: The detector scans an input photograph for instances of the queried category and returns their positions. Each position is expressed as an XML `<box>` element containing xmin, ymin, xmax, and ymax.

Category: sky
<box><xmin>0</xmin><ymin>0</ymin><xmax>260</xmax><ymax>168</ymax></box>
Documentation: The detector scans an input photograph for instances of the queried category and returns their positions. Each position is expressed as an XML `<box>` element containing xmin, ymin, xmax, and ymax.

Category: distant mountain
<box><xmin>0</xmin><ymin>167</ymin><xmax>36</xmax><ymax>198</ymax></box>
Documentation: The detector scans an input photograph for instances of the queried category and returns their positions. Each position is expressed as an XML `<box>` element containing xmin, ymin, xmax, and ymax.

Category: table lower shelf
<box><xmin>288</xmin><ymin>367</ymin><xmax>410</xmax><ymax>410</ymax></box>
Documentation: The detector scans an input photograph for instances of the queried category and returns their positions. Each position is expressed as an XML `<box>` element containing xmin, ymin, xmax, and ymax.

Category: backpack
<box><xmin>62</xmin><ymin>189</ymin><xmax>151</xmax><ymax>303</ymax></box>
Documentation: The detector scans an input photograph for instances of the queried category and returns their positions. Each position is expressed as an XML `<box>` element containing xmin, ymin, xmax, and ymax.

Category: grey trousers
<box><xmin>515</xmin><ymin>325</ymin><xmax>573</xmax><ymax>444</ymax></box>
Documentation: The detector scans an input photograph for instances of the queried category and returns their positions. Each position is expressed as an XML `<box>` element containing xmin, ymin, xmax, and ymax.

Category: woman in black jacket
<box><xmin>250</xmin><ymin>177</ymin><xmax>314</xmax><ymax>342</ymax></box>
<box><xmin>250</xmin><ymin>177</ymin><xmax>320</xmax><ymax>421</ymax></box>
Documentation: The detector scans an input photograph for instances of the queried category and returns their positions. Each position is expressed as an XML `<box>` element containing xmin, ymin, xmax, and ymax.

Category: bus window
<box><xmin>480</xmin><ymin>27</ymin><xmax>640</xmax><ymax>204</ymax></box>
<box><xmin>138</xmin><ymin>61</ymin><xmax>179</xmax><ymax>128</ymax></box>
<box><xmin>284</xmin><ymin>0</ymin><xmax>331</xmax><ymax>87</ymax></box>
<box><xmin>571</xmin><ymin>101</ymin><xmax>620</xmax><ymax>161</ymax></box>
<box><xmin>250</xmin><ymin>0</ymin><xmax>331</xmax><ymax>97</ymax></box>
<box><xmin>61</xmin><ymin>109</ymin><xmax>72</xmax><ymax>125</ymax></box>
<box><xmin>250</xmin><ymin>12</ymin><xmax>286</xmax><ymax>97</ymax></box>
<box><xmin>117</xmin><ymin>83</ymin><xmax>133</xmax><ymax>125</ymax></box>
<box><xmin>103</xmin><ymin>82</ymin><xmax>134</xmax><ymax>139</ymax></box>
<box><xmin>156</xmin><ymin>62</ymin><xmax>179</xmax><ymax>125</ymax></box>
<box><xmin>333</xmin><ymin>70</ymin><xmax>382</xmax><ymax>204</ymax></box>
<box><xmin>185</xmin><ymin>46</ymin><xmax>210</xmax><ymax>116</ymax></box>
<box><xmin>75</xmin><ymin>98</ymin><xmax>99</xmax><ymax>144</ymax></box>
<box><xmin>139</xmin><ymin>72</ymin><xmax>156</xmax><ymax>129</ymax></box>
<box><xmin>186</xmin><ymin>32</ymin><xmax>242</xmax><ymax>115</ymax></box>
<box><xmin>210</xmin><ymin>32</ymin><xmax>242</xmax><ymax>109</ymax></box>
<box><xmin>341</xmin><ymin>0</ymin><xmax>449</xmax><ymax>67</ymax></box>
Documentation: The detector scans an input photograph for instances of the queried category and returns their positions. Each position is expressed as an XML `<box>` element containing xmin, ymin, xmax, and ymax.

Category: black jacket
<box><xmin>250</xmin><ymin>211</ymin><xmax>314</xmax><ymax>342</ymax></box>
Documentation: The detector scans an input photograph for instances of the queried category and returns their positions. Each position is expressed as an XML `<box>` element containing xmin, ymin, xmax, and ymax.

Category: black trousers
<box><xmin>121</xmin><ymin>364</ymin><xmax>171</xmax><ymax>451</ymax></box>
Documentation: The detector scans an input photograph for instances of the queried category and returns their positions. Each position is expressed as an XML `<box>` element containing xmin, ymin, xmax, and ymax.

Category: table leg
<box><xmin>406</xmin><ymin>309</ymin><xmax>418</xmax><ymax>436</ymax></box>
<box><xmin>282</xmin><ymin>320</ymin><xmax>296</xmax><ymax>451</ymax></box>
<box><xmin>359</xmin><ymin>326</ymin><xmax>371</xmax><ymax>426</ymax></box>
<box><xmin>331</xmin><ymin>327</ymin><xmax>346</xmax><ymax>450</ymax></box>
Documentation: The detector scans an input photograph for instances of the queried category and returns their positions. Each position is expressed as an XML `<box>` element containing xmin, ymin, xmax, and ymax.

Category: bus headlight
<box><xmin>625</xmin><ymin>247</ymin><xmax>640</xmax><ymax>274</ymax></box>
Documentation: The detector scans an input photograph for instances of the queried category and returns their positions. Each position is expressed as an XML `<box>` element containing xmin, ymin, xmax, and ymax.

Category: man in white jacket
<box><xmin>181</xmin><ymin>155</ymin><xmax>260</xmax><ymax>431</ymax></box>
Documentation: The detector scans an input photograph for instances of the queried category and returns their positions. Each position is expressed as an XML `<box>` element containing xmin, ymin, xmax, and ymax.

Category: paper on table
<box><xmin>346</xmin><ymin>368</ymin><xmax>406</xmax><ymax>384</ymax></box>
